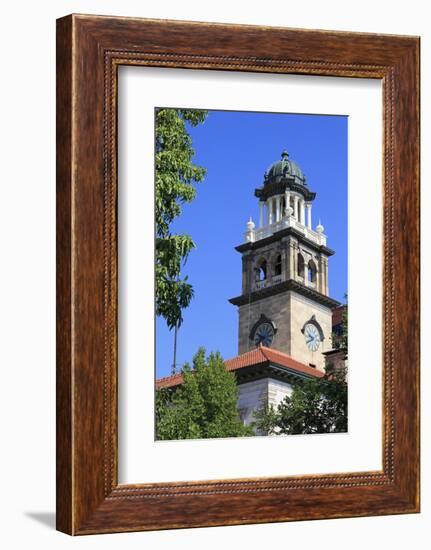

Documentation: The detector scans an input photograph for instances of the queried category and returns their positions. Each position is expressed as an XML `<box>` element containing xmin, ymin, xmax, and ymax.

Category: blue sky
<box><xmin>156</xmin><ymin>110</ymin><xmax>347</xmax><ymax>378</ymax></box>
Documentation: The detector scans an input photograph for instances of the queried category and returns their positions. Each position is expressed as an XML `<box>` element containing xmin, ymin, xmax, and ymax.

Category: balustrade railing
<box><xmin>254</xmin><ymin>274</ymin><xmax>283</xmax><ymax>291</ymax></box>
<box><xmin>247</xmin><ymin>215</ymin><xmax>327</xmax><ymax>246</ymax></box>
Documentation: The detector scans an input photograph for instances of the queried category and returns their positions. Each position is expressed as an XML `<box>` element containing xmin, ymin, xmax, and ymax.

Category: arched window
<box><xmin>297</xmin><ymin>254</ymin><xmax>305</xmax><ymax>278</ymax></box>
<box><xmin>274</xmin><ymin>254</ymin><xmax>282</xmax><ymax>276</ymax></box>
<box><xmin>256</xmin><ymin>259</ymin><xmax>267</xmax><ymax>281</ymax></box>
<box><xmin>308</xmin><ymin>260</ymin><xmax>317</xmax><ymax>284</ymax></box>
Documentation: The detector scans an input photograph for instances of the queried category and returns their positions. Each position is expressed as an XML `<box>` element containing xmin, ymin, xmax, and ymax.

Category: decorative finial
<box><xmin>316</xmin><ymin>219</ymin><xmax>324</xmax><ymax>234</ymax></box>
<box><xmin>281</xmin><ymin>150</ymin><xmax>289</xmax><ymax>160</ymax></box>
<box><xmin>247</xmin><ymin>217</ymin><xmax>255</xmax><ymax>231</ymax></box>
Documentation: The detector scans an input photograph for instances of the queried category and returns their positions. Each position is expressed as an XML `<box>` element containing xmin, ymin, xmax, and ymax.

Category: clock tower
<box><xmin>229</xmin><ymin>151</ymin><xmax>340</xmax><ymax>372</ymax></box>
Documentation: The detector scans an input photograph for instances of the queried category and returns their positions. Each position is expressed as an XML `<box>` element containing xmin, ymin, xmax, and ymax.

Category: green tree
<box><xmin>155</xmin><ymin>108</ymin><xmax>207</xmax><ymax>330</ymax></box>
<box><xmin>254</xmin><ymin>305</ymin><xmax>348</xmax><ymax>436</ymax></box>
<box><xmin>254</xmin><ymin>365</ymin><xmax>347</xmax><ymax>436</ymax></box>
<box><xmin>156</xmin><ymin>348</ymin><xmax>253</xmax><ymax>440</ymax></box>
<box><xmin>252</xmin><ymin>402</ymin><xmax>279</xmax><ymax>436</ymax></box>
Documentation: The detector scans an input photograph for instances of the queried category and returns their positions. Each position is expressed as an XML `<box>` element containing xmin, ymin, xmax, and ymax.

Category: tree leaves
<box><xmin>155</xmin><ymin>349</ymin><xmax>254</xmax><ymax>440</ymax></box>
<box><xmin>155</xmin><ymin>108</ymin><xmax>207</xmax><ymax>330</ymax></box>
<box><xmin>253</xmin><ymin>367</ymin><xmax>348</xmax><ymax>436</ymax></box>
<box><xmin>155</xmin><ymin>234</ymin><xmax>196</xmax><ymax>329</ymax></box>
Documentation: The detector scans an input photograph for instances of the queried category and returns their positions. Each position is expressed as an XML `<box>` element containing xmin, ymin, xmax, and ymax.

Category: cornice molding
<box><xmin>235</xmin><ymin>226</ymin><xmax>335</xmax><ymax>256</ymax></box>
<box><xmin>229</xmin><ymin>279</ymin><xmax>341</xmax><ymax>308</ymax></box>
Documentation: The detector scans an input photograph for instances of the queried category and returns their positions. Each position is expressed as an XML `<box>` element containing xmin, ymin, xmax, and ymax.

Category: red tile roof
<box><xmin>156</xmin><ymin>345</ymin><xmax>323</xmax><ymax>389</ymax></box>
<box><xmin>226</xmin><ymin>346</ymin><xmax>324</xmax><ymax>378</ymax></box>
<box><xmin>156</xmin><ymin>371</ymin><xmax>184</xmax><ymax>389</ymax></box>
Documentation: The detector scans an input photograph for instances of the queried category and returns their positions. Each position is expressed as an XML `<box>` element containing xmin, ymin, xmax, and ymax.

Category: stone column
<box><xmin>290</xmin><ymin>240</ymin><xmax>298</xmax><ymax>281</ymax></box>
<box><xmin>259</xmin><ymin>201</ymin><xmax>264</xmax><ymax>228</ymax></box>
<box><xmin>321</xmin><ymin>258</ymin><xmax>326</xmax><ymax>295</ymax></box>
<box><xmin>318</xmin><ymin>256</ymin><xmax>328</xmax><ymax>295</ymax></box>
<box><xmin>324</xmin><ymin>257</ymin><xmax>329</xmax><ymax>295</ymax></box>
<box><xmin>266</xmin><ymin>199</ymin><xmax>270</xmax><ymax>225</ymax></box>
<box><xmin>294</xmin><ymin>195</ymin><xmax>299</xmax><ymax>221</ymax></box>
<box><xmin>300</xmin><ymin>200</ymin><xmax>305</xmax><ymax>226</ymax></box>
<box><xmin>281</xmin><ymin>247</ymin><xmax>287</xmax><ymax>281</ymax></box>
<box><xmin>306</xmin><ymin>203</ymin><xmax>312</xmax><ymax>229</ymax></box>
<box><xmin>242</xmin><ymin>256</ymin><xmax>248</xmax><ymax>294</ymax></box>
<box><xmin>275</xmin><ymin>196</ymin><xmax>281</xmax><ymax>222</ymax></box>
<box><xmin>285</xmin><ymin>189</ymin><xmax>290</xmax><ymax>216</ymax></box>
<box><xmin>318</xmin><ymin>255</ymin><xmax>323</xmax><ymax>293</ymax></box>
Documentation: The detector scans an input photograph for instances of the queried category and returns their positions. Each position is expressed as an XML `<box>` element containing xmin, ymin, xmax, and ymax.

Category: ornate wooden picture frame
<box><xmin>56</xmin><ymin>14</ymin><xmax>420</xmax><ymax>535</ymax></box>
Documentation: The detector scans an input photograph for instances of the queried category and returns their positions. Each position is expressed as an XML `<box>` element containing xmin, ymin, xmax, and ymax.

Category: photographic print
<box><xmin>155</xmin><ymin>108</ymin><xmax>348</xmax><ymax>440</ymax></box>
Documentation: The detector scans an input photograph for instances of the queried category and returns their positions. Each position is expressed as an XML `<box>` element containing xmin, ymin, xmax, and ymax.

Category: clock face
<box><xmin>254</xmin><ymin>322</ymin><xmax>275</xmax><ymax>347</ymax></box>
<box><xmin>304</xmin><ymin>323</ymin><xmax>321</xmax><ymax>352</ymax></box>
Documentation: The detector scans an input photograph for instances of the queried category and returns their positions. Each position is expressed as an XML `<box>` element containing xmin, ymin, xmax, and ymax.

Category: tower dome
<box><xmin>264</xmin><ymin>151</ymin><xmax>306</xmax><ymax>186</ymax></box>
<box><xmin>255</xmin><ymin>150</ymin><xmax>315</xmax><ymax>203</ymax></box>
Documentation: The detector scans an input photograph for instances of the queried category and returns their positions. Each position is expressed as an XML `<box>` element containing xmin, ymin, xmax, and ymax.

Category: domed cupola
<box><xmin>255</xmin><ymin>150</ymin><xmax>316</xmax><ymax>203</ymax></box>
<box><xmin>264</xmin><ymin>150</ymin><xmax>306</xmax><ymax>186</ymax></box>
